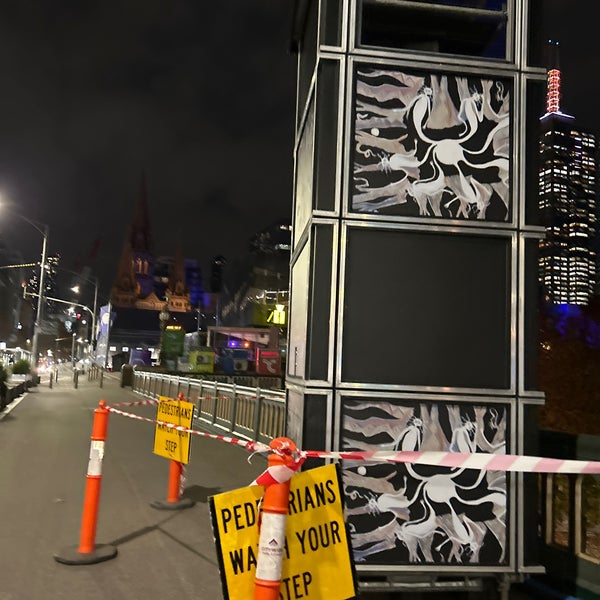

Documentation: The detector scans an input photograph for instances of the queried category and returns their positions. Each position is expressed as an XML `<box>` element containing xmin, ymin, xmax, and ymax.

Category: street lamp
<box><xmin>2</xmin><ymin>211</ymin><xmax>49</xmax><ymax>372</ymax></box>
<box><xmin>68</xmin><ymin>274</ymin><xmax>99</xmax><ymax>358</ymax></box>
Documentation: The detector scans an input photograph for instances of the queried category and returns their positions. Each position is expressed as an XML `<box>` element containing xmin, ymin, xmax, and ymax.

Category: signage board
<box><xmin>209</xmin><ymin>464</ymin><xmax>356</xmax><ymax>600</ymax></box>
<box><xmin>153</xmin><ymin>395</ymin><xmax>194</xmax><ymax>464</ymax></box>
<box><xmin>189</xmin><ymin>350</ymin><xmax>215</xmax><ymax>373</ymax></box>
<box><xmin>256</xmin><ymin>349</ymin><xmax>281</xmax><ymax>376</ymax></box>
<box><xmin>162</xmin><ymin>326</ymin><xmax>185</xmax><ymax>357</ymax></box>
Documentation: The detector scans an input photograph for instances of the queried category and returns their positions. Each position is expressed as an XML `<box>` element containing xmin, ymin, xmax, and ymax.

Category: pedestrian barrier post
<box><xmin>99</xmin><ymin>368</ymin><xmax>104</xmax><ymax>388</ymax></box>
<box><xmin>54</xmin><ymin>400</ymin><xmax>117</xmax><ymax>565</ymax></box>
<box><xmin>254</xmin><ymin>437</ymin><xmax>296</xmax><ymax>600</ymax></box>
<box><xmin>49</xmin><ymin>372</ymin><xmax>52</xmax><ymax>389</ymax></box>
<box><xmin>150</xmin><ymin>392</ymin><xmax>195</xmax><ymax>511</ymax></box>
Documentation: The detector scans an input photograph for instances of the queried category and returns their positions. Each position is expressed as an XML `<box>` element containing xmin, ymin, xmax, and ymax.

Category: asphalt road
<box><xmin>0</xmin><ymin>369</ymin><xmax>539</xmax><ymax>600</ymax></box>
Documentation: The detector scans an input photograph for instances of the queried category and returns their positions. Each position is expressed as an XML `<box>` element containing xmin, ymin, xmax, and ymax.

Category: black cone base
<box><xmin>54</xmin><ymin>543</ymin><xmax>118</xmax><ymax>565</ymax></box>
<box><xmin>150</xmin><ymin>497</ymin><xmax>195</xmax><ymax>510</ymax></box>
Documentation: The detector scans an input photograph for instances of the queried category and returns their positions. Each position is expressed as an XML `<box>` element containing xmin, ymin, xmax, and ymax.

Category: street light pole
<box><xmin>30</xmin><ymin>224</ymin><xmax>48</xmax><ymax>372</ymax></box>
<box><xmin>0</xmin><ymin>207</ymin><xmax>50</xmax><ymax>372</ymax></box>
<box><xmin>91</xmin><ymin>279</ymin><xmax>98</xmax><ymax>354</ymax></box>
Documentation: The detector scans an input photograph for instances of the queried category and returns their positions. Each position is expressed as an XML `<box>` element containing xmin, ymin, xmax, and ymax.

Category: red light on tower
<box><xmin>547</xmin><ymin>68</ymin><xmax>561</xmax><ymax>114</ymax></box>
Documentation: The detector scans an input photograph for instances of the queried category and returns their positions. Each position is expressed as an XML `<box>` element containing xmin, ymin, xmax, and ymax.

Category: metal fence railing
<box><xmin>132</xmin><ymin>371</ymin><xmax>286</xmax><ymax>444</ymax></box>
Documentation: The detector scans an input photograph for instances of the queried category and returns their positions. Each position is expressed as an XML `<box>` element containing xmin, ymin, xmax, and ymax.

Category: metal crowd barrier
<box><xmin>132</xmin><ymin>371</ymin><xmax>286</xmax><ymax>444</ymax></box>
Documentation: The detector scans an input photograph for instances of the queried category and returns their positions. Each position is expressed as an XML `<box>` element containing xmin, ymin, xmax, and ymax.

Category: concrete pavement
<box><xmin>0</xmin><ymin>367</ymin><xmax>267</xmax><ymax>600</ymax></box>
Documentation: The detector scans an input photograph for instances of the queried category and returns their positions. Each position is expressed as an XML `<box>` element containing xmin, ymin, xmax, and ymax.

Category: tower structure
<box><xmin>538</xmin><ymin>41</ymin><xmax>597</xmax><ymax>305</ymax></box>
<box><xmin>129</xmin><ymin>174</ymin><xmax>155</xmax><ymax>298</ymax></box>
<box><xmin>287</xmin><ymin>0</ymin><xmax>546</xmax><ymax>592</ymax></box>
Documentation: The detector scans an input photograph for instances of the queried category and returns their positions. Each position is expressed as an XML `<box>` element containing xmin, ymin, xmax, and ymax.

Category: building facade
<box><xmin>538</xmin><ymin>61</ymin><xmax>597</xmax><ymax>306</ymax></box>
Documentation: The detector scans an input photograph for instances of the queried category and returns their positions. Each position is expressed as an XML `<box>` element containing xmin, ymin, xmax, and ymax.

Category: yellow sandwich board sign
<box><xmin>209</xmin><ymin>463</ymin><xmax>357</xmax><ymax>600</ymax></box>
<box><xmin>153</xmin><ymin>395</ymin><xmax>194</xmax><ymax>464</ymax></box>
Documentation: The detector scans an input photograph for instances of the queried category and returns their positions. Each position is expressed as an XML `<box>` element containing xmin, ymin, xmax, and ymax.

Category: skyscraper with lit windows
<box><xmin>539</xmin><ymin>43</ymin><xmax>597</xmax><ymax>305</ymax></box>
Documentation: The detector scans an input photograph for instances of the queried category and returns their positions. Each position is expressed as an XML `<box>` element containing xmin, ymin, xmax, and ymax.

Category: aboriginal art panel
<box><xmin>352</xmin><ymin>66</ymin><xmax>511</xmax><ymax>221</ymax></box>
<box><xmin>342</xmin><ymin>398</ymin><xmax>509</xmax><ymax>566</ymax></box>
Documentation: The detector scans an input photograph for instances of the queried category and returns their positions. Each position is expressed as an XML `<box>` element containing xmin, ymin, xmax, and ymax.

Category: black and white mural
<box><xmin>342</xmin><ymin>399</ymin><xmax>509</xmax><ymax>566</ymax></box>
<box><xmin>352</xmin><ymin>67</ymin><xmax>511</xmax><ymax>221</ymax></box>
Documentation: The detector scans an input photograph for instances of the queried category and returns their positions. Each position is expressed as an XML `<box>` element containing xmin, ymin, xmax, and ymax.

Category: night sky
<box><xmin>0</xmin><ymin>1</ymin><xmax>597</xmax><ymax>298</ymax></box>
<box><xmin>0</xmin><ymin>0</ymin><xmax>297</xmax><ymax>295</ymax></box>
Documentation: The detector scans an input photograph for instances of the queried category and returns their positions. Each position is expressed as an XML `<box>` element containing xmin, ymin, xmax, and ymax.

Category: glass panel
<box><xmin>581</xmin><ymin>475</ymin><xmax>600</xmax><ymax>561</ymax></box>
<box><xmin>294</xmin><ymin>100</ymin><xmax>315</xmax><ymax>248</ymax></box>
<box><xmin>320</xmin><ymin>0</ymin><xmax>342</xmax><ymax>46</ymax></box>
<box><xmin>527</xmin><ymin>0</ymin><xmax>566</xmax><ymax>69</ymax></box>
<box><xmin>288</xmin><ymin>244</ymin><xmax>310</xmax><ymax>379</ymax></box>
<box><xmin>524</xmin><ymin>239</ymin><xmax>540</xmax><ymax>391</ymax></box>
<box><xmin>306</xmin><ymin>225</ymin><xmax>333</xmax><ymax>380</ymax></box>
<box><xmin>524</xmin><ymin>79</ymin><xmax>545</xmax><ymax>226</ymax></box>
<box><xmin>315</xmin><ymin>60</ymin><xmax>340</xmax><ymax>211</ymax></box>
<box><xmin>298</xmin><ymin>0</ymin><xmax>319</xmax><ymax>128</ymax></box>
<box><xmin>359</xmin><ymin>0</ymin><xmax>507</xmax><ymax>59</ymax></box>
<box><xmin>551</xmin><ymin>473</ymin><xmax>571</xmax><ymax>548</ymax></box>
<box><xmin>342</xmin><ymin>228</ymin><xmax>511</xmax><ymax>389</ymax></box>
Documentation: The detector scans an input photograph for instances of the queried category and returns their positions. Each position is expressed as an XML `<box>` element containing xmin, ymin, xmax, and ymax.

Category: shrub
<box><xmin>12</xmin><ymin>359</ymin><xmax>31</xmax><ymax>375</ymax></box>
<box><xmin>0</xmin><ymin>363</ymin><xmax>8</xmax><ymax>385</ymax></box>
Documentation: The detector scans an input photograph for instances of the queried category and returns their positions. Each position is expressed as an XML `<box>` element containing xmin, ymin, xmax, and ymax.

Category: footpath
<box><xmin>0</xmin><ymin>367</ymin><xmax>267</xmax><ymax>600</ymax></box>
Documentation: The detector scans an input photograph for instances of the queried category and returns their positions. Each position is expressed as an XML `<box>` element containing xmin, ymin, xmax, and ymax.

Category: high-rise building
<box><xmin>27</xmin><ymin>252</ymin><xmax>60</xmax><ymax>316</ymax></box>
<box><xmin>538</xmin><ymin>42</ymin><xmax>597</xmax><ymax>305</ymax></box>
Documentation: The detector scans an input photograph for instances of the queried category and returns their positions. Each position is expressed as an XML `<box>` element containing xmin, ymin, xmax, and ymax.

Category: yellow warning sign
<box><xmin>153</xmin><ymin>396</ymin><xmax>194</xmax><ymax>464</ymax></box>
<box><xmin>209</xmin><ymin>463</ymin><xmax>356</xmax><ymax>600</ymax></box>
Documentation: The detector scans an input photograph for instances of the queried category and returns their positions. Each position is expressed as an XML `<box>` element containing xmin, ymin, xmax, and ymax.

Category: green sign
<box><xmin>162</xmin><ymin>326</ymin><xmax>184</xmax><ymax>357</ymax></box>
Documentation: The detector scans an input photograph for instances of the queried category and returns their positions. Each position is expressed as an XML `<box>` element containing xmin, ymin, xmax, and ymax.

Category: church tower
<box><xmin>129</xmin><ymin>173</ymin><xmax>155</xmax><ymax>298</ymax></box>
<box><xmin>111</xmin><ymin>174</ymin><xmax>157</xmax><ymax>307</ymax></box>
<box><xmin>111</xmin><ymin>239</ymin><xmax>137</xmax><ymax>307</ymax></box>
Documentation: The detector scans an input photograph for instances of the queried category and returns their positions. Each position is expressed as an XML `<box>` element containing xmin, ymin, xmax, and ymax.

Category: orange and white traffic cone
<box><xmin>254</xmin><ymin>437</ymin><xmax>297</xmax><ymax>600</ymax></box>
<box><xmin>54</xmin><ymin>400</ymin><xmax>117</xmax><ymax>565</ymax></box>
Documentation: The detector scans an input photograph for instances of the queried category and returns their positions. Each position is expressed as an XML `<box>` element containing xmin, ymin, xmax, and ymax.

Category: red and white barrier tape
<box><xmin>105</xmin><ymin>405</ymin><xmax>270</xmax><ymax>454</ymax></box>
<box><xmin>300</xmin><ymin>449</ymin><xmax>600</xmax><ymax>475</ymax></box>
<box><xmin>104</xmin><ymin>403</ymin><xmax>600</xmax><ymax>481</ymax></box>
<box><xmin>109</xmin><ymin>399</ymin><xmax>160</xmax><ymax>408</ymax></box>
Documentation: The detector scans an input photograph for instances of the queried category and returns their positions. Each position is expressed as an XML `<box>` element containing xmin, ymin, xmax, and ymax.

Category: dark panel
<box><xmin>287</xmin><ymin>388</ymin><xmax>304</xmax><ymax>444</ymax></box>
<box><xmin>303</xmin><ymin>394</ymin><xmax>329</xmax><ymax>469</ymax></box>
<box><xmin>294</xmin><ymin>101</ymin><xmax>314</xmax><ymax>246</ymax></box>
<box><xmin>297</xmin><ymin>0</ymin><xmax>319</xmax><ymax>129</ymax></box>
<box><xmin>522</xmin><ymin>405</ymin><xmax>542</xmax><ymax>566</ymax></box>
<box><xmin>359</xmin><ymin>0</ymin><xmax>507</xmax><ymax>59</ymax></box>
<box><xmin>341</xmin><ymin>396</ymin><xmax>510</xmax><ymax>566</ymax></box>
<box><xmin>525</xmin><ymin>80</ymin><xmax>546</xmax><ymax>226</ymax></box>
<box><xmin>527</xmin><ymin>0</ymin><xmax>558</xmax><ymax>68</ymax></box>
<box><xmin>314</xmin><ymin>60</ymin><xmax>340</xmax><ymax>212</ymax></box>
<box><xmin>342</xmin><ymin>228</ymin><xmax>511</xmax><ymax>389</ymax></box>
<box><xmin>524</xmin><ymin>239</ymin><xmax>541</xmax><ymax>390</ymax></box>
<box><xmin>306</xmin><ymin>225</ymin><xmax>334</xmax><ymax>380</ymax></box>
<box><xmin>320</xmin><ymin>0</ymin><xmax>342</xmax><ymax>47</ymax></box>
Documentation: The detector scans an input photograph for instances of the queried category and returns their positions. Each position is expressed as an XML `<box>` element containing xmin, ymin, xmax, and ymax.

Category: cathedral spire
<box><xmin>110</xmin><ymin>236</ymin><xmax>138</xmax><ymax>307</ymax></box>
